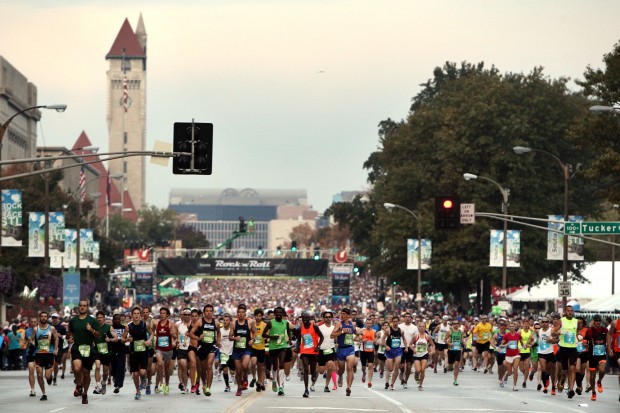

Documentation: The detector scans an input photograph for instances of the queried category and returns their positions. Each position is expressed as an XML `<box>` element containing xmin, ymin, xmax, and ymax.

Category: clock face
<box><xmin>119</xmin><ymin>96</ymin><xmax>133</xmax><ymax>108</ymax></box>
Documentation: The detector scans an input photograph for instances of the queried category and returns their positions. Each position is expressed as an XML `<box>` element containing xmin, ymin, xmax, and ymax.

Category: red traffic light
<box><xmin>442</xmin><ymin>199</ymin><xmax>453</xmax><ymax>209</ymax></box>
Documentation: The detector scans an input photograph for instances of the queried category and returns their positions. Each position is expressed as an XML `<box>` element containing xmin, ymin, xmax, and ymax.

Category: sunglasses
<box><xmin>324</xmin><ymin>316</ymin><xmax>332</xmax><ymax>319</ymax></box>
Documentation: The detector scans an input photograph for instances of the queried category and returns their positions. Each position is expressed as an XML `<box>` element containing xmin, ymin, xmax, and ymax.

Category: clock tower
<box><xmin>105</xmin><ymin>14</ymin><xmax>147</xmax><ymax>214</ymax></box>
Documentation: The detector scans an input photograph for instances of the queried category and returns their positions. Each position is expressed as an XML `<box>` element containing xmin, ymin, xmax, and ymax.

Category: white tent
<box><xmin>507</xmin><ymin>261</ymin><xmax>620</xmax><ymax>303</ymax></box>
<box><xmin>579</xmin><ymin>293</ymin><xmax>620</xmax><ymax>313</ymax></box>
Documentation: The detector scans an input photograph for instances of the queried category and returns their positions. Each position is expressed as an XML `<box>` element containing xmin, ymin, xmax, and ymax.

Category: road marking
<box><xmin>429</xmin><ymin>410</ymin><xmax>553</xmax><ymax>413</ymax></box>
<box><xmin>223</xmin><ymin>390</ymin><xmax>263</xmax><ymax>413</ymax></box>
<box><xmin>268</xmin><ymin>408</ymin><xmax>388</xmax><ymax>412</ymax></box>
<box><xmin>365</xmin><ymin>387</ymin><xmax>414</xmax><ymax>413</ymax></box>
<box><xmin>49</xmin><ymin>408</ymin><xmax>67</xmax><ymax>413</ymax></box>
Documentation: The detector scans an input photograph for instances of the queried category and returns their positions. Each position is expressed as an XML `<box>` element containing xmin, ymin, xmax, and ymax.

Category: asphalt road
<box><xmin>1</xmin><ymin>365</ymin><xmax>619</xmax><ymax>413</ymax></box>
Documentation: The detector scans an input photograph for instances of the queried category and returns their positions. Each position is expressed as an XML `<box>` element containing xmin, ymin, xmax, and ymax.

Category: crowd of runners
<box><xmin>13</xmin><ymin>301</ymin><xmax>620</xmax><ymax>404</ymax></box>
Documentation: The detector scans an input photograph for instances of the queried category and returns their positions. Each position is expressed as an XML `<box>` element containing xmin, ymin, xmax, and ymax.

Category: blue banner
<box><xmin>63</xmin><ymin>272</ymin><xmax>81</xmax><ymax>308</ymax></box>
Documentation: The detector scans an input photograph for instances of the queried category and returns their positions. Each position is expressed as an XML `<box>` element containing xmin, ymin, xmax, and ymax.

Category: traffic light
<box><xmin>435</xmin><ymin>195</ymin><xmax>460</xmax><ymax>229</ymax></box>
<box><xmin>257</xmin><ymin>246</ymin><xmax>264</xmax><ymax>256</ymax></box>
<box><xmin>291</xmin><ymin>240</ymin><xmax>297</xmax><ymax>251</ymax></box>
<box><xmin>172</xmin><ymin>121</ymin><xmax>213</xmax><ymax>175</ymax></box>
<box><xmin>313</xmin><ymin>246</ymin><xmax>320</xmax><ymax>260</ymax></box>
<box><xmin>276</xmin><ymin>246</ymin><xmax>282</xmax><ymax>255</ymax></box>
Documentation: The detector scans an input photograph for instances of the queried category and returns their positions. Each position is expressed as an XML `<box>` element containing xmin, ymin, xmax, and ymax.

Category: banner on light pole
<box><xmin>489</xmin><ymin>230</ymin><xmax>521</xmax><ymax>267</ymax></box>
<box><xmin>407</xmin><ymin>239</ymin><xmax>432</xmax><ymax>270</ymax></box>
<box><xmin>547</xmin><ymin>215</ymin><xmax>584</xmax><ymax>261</ymax></box>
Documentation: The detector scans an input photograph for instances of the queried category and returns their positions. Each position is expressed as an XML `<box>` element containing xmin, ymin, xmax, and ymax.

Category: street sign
<box><xmin>460</xmin><ymin>203</ymin><xmax>475</xmax><ymax>224</ymax></box>
<box><xmin>334</xmin><ymin>250</ymin><xmax>348</xmax><ymax>263</ymax></box>
<box><xmin>558</xmin><ymin>281</ymin><xmax>571</xmax><ymax>297</ymax></box>
<box><xmin>564</xmin><ymin>221</ymin><xmax>620</xmax><ymax>235</ymax></box>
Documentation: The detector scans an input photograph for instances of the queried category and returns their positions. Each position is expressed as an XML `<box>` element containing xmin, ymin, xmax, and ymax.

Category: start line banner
<box><xmin>157</xmin><ymin>257</ymin><xmax>329</xmax><ymax>277</ymax></box>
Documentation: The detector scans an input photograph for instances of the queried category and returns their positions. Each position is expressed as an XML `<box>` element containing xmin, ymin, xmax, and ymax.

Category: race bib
<box><xmin>450</xmin><ymin>342</ymin><xmax>461</xmax><ymax>351</ymax></box>
<box><xmin>438</xmin><ymin>331</ymin><xmax>446</xmax><ymax>342</ymax></box>
<box><xmin>38</xmin><ymin>339</ymin><xmax>51</xmax><ymax>353</ymax></box>
<box><xmin>254</xmin><ymin>335</ymin><xmax>263</xmax><ymax>345</ymax></box>
<box><xmin>416</xmin><ymin>342</ymin><xmax>427</xmax><ymax>354</ymax></box>
<box><xmin>364</xmin><ymin>341</ymin><xmax>374</xmax><ymax>350</ymax></box>
<box><xmin>134</xmin><ymin>339</ymin><xmax>146</xmax><ymax>352</ymax></box>
<box><xmin>302</xmin><ymin>333</ymin><xmax>314</xmax><ymax>349</ymax></box>
<box><xmin>539</xmin><ymin>338</ymin><xmax>550</xmax><ymax>351</ymax></box>
<box><xmin>220</xmin><ymin>352</ymin><xmax>229</xmax><ymax>363</ymax></box>
<box><xmin>235</xmin><ymin>337</ymin><xmax>247</xmax><ymax>349</ymax></box>
<box><xmin>322</xmin><ymin>348</ymin><xmax>333</xmax><ymax>355</ymax></box>
<box><xmin>78</xmin><ymin>344</ymin><xmax>91</xmax><ymax>357</ymax></box>
<box><xmin>508</xmin><ymin>340</ymin><xmax>518</xmax><ymax>350</ymax></box>
<box><xmin>576</xmin><ymin>342</ymin><xmax>585</xmax><ymax>353</ymax></box>
<box><xmin>203</xmin><ymin>331</ymin><xmax>215</xmax><ymax>344</ymax></box>
<box><xmin>157</xmin><ymin>336</ymin><xmax>170</xmax><ymax>348</ymax></box>
<box><xmin>277</xmin><ymin>334</ymin><xmax>286</xmax><ymax>345</ymax></box>
<box><xmin>97</xmin><ymin>342</ymin><xmax>109</xmax><ymax>355</ymax></box>
<box><xmin>593</xmin><ymin>344</ymin><xmax>606</xmax><ymax>356</ymax></box>
<box><xmin>378</xmin><ymin>345</ymin><xmax>386</xmax><ymax>353</ymax></box>
<box><xmin>482</xmin><ymin>332</ymin><xmax>491</xmax><ymax>340</ymax></box>
<box><xmin>391</xmin><ymin>338</ymin><xmax>401</xmax><ymax>348</ymax></box>
<box><xmin>344</xmin><ymin>334</ymin><xmax>354</xmax><ymax>346</ymax></box>
<box><xmin>563</xmin><ymin>332</ymin><xmax>576</xmax><ymax>344</ymax></box>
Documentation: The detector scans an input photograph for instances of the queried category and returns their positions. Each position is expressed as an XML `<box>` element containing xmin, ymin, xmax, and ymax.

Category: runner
<box><xmin>25</xmin><ymin>317</ymin><xmax>37</xmax><ymax>397</ymax></box>
<box><xmin>500</xmin><ymin>321</ymin><xmax>525</xmax><ymax>392</ymax></box>
<box><xmin>50</xmin><ymin>313</ymin><xmax>67</xmax><ymax>385</ymax></box>
<box><xmin>188</xmin><ymin>303</ymin><xmax>221</xmax><ymax>396</ymax></box>
<box><xmin>607</xmin><ymin>312</ymin><xmax>620</xmax><ymax>402</ymax></box>
<box><xmin>490</xmin><ymin>319</ymin><xmax>507</xmax><ymax>387</ymax></box>
<box><xmin>412</xmin><ymin>320</ymin><xmax>435</xmax><ymax>391</ymax></box>
<box><xmin>432</xmin><ymin>316</ymin><xmax>451</xmax><ymax>374</ymax></box>
<box><xmin>518</xmin><ymin>318</ymin><xmax>533</xmax><ymax>389</ymax></box>
<box><xmin>68</xmin><ymin>299</ymin><xmax>101</xmax><ymax>404</ymax></box>
<box><xmin>317</xmin><ymin>310</ymin><xmax>337</xmax><ymax>391</ymax></box>
<box><xmin>175</xmin><ymin>308</ymin><xmax>192</xmax><ymax>394</ymax></box>
<box><xmin>230</xmin><ymin>304</ymin><xmax>255</xmax><ymax>396</ymax></box>
<box><xmin>376</xmin><ymin>321</ymin><xmax>388</xmax><ymax>382</ymax></box>
<box><xmin>360</xmin><ymin>317</ymin><xmax>376</xmax><ymax>388</ymax></box>
<box><xmin>552</xmin><ymin>305</ymin><xmax>579</xmax><ymax>399</ymax></box>
<box><xmin>219</xmin><ymin>313</ymin><xmax>235</xmax><ymax>393</ymax></box>
<box><xmin>122</xmin><ymin>305</ymin><xmax>153</xmax><ymax>400</ymax></box>
<box><xmin>32</xmin><ymin>311</ymin><xmax>59</xmax><ymax>401</ymax></box>
<box><xmin>263</xmin><ymin>306</ymin><xmax>294</xmax><ymax>396</ymax></box>
<box><xmin>383</xmin><ymin>315</ymin><xmax>403</xmax><ymax>391</ymax></box>
<box><xmin>93</xmin><ymin>310</ymin><xmax>118</xmax><ymax>395</ymax></box>
<box><xmin>109</xmin><ymin>313</ymin><xmax>127</xmax><ymax>394</ymax></box>
<box><xmin>189</xmin><ymin>308</ymin><xmax>203</xmax><ymax>394</ymax></box>
<box><xmin>575</xmin><ymin>316</ymin><xmax>589</xmax><ymax>395</ymax></box>
<box><xmin>473</xmin><ymin>315</ymin><xmax>493</xmax><ymax>374</ymax></box>
<box><xmin>445</xmin><ymin>319</ymin><xmax>464</xmax><ymax>386</ymax></box>
<box><xmin>331</xmin><ymin>308</ymin><xmax>359</xmax><ymax>396</ymax></box>
<box><xmin>250</xmin><ymin>308</ymin><xmax>267</xmax><ymax>392</ymax></box>
<box><xmin>154</xmin><ymin>307</ymin><xmax>177</xmax><ymax>395</ymax></box>
<box><xmin>296</xmin><ymin>312</ymin><xmax>323</xmax><ymax>397</ymax></box>
<box><xmin>398</xmin><ymin>313</ymin><xmax>419</xmax><ymax>388</ymax></box>
<box><xmin>141</xmin><ymin>306</ymin><xmax>156</xmax><ymax>395</ymax></box>
<box><xmin>536</xmin><ymin>317</ymin><xmax>556</xmax><ymax>395</ymax></box>
<box><xmin>585</xmin><ymin>314</ymin><xmax>608</xmax><ymax>401</ymax></box>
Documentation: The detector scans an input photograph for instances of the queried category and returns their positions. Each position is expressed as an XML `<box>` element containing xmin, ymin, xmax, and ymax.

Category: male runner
<box><xmin>68</xmin><ymin>299</ymin><xmax>101</xmax><ymax>404</ymax></box>
<box><xmin>32</xmin><ymin>311</ymin><xmax>59</xmax><ymax>401</ymax></box>
<box><xmin>93</xmin><ymin>310</ymin><xmax>118</xmax><ymax>395</ymax></box>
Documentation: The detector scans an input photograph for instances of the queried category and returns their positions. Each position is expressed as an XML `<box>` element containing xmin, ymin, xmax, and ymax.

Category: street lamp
<box><xmin>464</xmin><ymin>173</ymin><xmax>510</xmax><ymax>294</ymax></box>
<box><xmin>383</xmin><ymin>202</ymin><xmax>424</xmax><ymax>307</ymax></box>
<box><xmin>513</xmin><ymin>145</ymin><xmax>571</xmax><ymax>309</ymax></box>
<box><xmin>0</xmin><ymin>104</ymin><xmax>67</xmax><ymax>256</ymax></box>
<box><xmin>589</xmin><ymin>105</ymin><xmax>620</xmax><ymax>113</ymax></box>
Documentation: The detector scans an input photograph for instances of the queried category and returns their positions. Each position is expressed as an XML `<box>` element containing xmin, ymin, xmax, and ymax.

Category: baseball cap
<box><xmin>51</xmin><ymin>313</ymin><xmax>59</xmax><ymax>318</ymax></box>
<box><xmin>442</xmin><ymin>315</ymin><xmax>449</xmax><ymax>320</ymax></box>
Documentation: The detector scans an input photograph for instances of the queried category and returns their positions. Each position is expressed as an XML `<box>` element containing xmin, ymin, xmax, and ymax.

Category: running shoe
<box><xmin>390</xmin><ymin>384</ymin><xmax>394</xmax><ymax>390</ymax></box>
<box><xmin>362</xmin><ymin>373</ymin><xmax>366</xmax><ymax>383</ymax></box>
<box><xmin>155</xmin><ymin>384</ymin><xmax>161</xmax><ymax>394</ymax></box>
<box><xmin>47</xmin><ymin>377</ymin><xmax>53</xmax><ymax>385</ymax></box>
<box><xmin>484</xmin><ymin>368</ymin><xmax>488</xmax><ymax>374</ymax></box>
<box><xmin>537</xmin><ymin>383</ymin><xmax>542</xmax><ymax>391</ymax></box>
<box><xmin>380</xmin><ymin>371</ymin><xmax>384</xmax><ymax>378</ymax></box>
<box><xmin>235</xmin><ymin>389</ymin><xmax>242</xmax><ymax>396</ymax></box>
<box><xmin>332</xmin><ymin>384</ymin><xmax>338</xmax><ymax>390</ymax></box>
<box><xmin>543</xmin><ymin>386</ymin><xmax>548</xmax><ymax>394</ymax></box>
<box><xmin>82</xmin><ymin>394</ymin><xmax>88</xmax><ymax>404</ymax></box>
<box><xmin>278</xmin><ymin>387</ymin><xmax>284</xmax><ymax>396</ymax></box>
<box><xmin>310</xmin><ymin>385</ymin><xmax>315</xmax><ymax>392</ymax></box>
<box><xmin>529</xmin><ymin>371</ymin><xmax>534</xmax><ymax>381</ymax></box>
<box><xmin>453</xmin><ymin>381</ymin><xmax>458</xmax><ymax>386</ymax></box>
<box><xmin>40</xmin><ymin>395</ymin><xmax>47</xmax><ymax>401</ymax></box>
<box><xmin>324</xmin><ymin>386</ymin><xmax>330</xmax><ymax>392</ymax></box>
<box><xmin>101</xmin><ymin>383</ymin><xmax>107</xmax><ymax>395</ymax></box>
<box><xmin>285</xmin><ymin>375</ymin><xmax>290</xmax><ymax>381</ymax></box>
<box><xmin>551</xmin><ymin>387</ymin><xmax>556</xmax><ymax>395</ymax></box>
<box><xmin>557</xmin><ymin>382</ymin><xmax>564</xmax><ymax>392</ymax></box>
<box><xmin>135</xmin><ymin>392</ymin><xmax>141</xmax><ymax>400</ymax></box>
<box><xmin>145</xmin><ymin>385</ymin><xmax>151</xmax><ymax>395</ymax></box>
<box><xmin>385</xmin><ymin>382</ymin><xmax>389</xmax><ymax>390</ymax></box>
<box><xmin>338</xmin><ymin>375</ymin><xmax>343</xmax><ymax>387</ymax></box>
<box><xmin>164</xmin><ymin>385</ymin><xmax>169</xmax><ymax>395</ymax></box>
<box><xmin>113</xmin><ymin>387</ymin><xmax>120</xmax><ymax>394</ymax></box>
<box><xmin>568</xmin><ymin>389</ymin><xmax>575</xmax><ymax>399</ymax></box>
<box><xmin>576</xmin><ymin>387</ymin><xmax>582</xmax><ymax>395</ymax></box>
<box><xmin>591</xmin><ymin>392</ymin><xmax>596</xmax><ymax>401</ymax></box>
<box><xmin>93</xmin><ymin>386</ymin><xmax>101</xmax><ymax>395</ymax></box>
<box><xmin>303</xmin><ymin>390</ymin><xmax>309</xmax><ymax>398</ymax></box>
<box><xmin>346</xmin><ymin>387</ymin><xmax>351</xmax><ymax>396</ymax></box>
<box><xmin>272</xmin><ymin>380</ymin><xmax>277</xmax><ymax>392</ymax></box>
<box><xmin>499</xmin><ymin>381</ymin><xmax>504</xmax><ymax>388</ymax></box>
<box><xmin>224</xmin><ymin>386</ymin><xmax>231</xmax><ymax>392</ymax></box>
<box><xmin>30</xmin><ymin>390</ymin><xmax>36</xmax><ymax>397</ymax></box>
<box><xmin>204</xmin><ymin>387</ymin><xmax>211</xmax><ymax>396</ymax></box>
<box><xmin>522</xmin><ymin>381</ymin><xmax>526</xmax><ymax>389</ymax></box>
<box><xmin>597</xmin><ymin>381</ymin><xmax>603</xmax><ymax>393</ymax></box>
<box><xmin>418</xmin><ymin>385</ymin><xmax>423</xmax><ymax>391</ymax></box>
<box><xmin>513</xmin><ymin>386</ymin><xmax>518</xmax><ymax>392</ymax></box>
<box><xmin>250</xmin><ymin>378</ymin><xmax>256</xmax><ymax>388</ymax></box>
<box><xmin>74</xmin><ymin>385</ymin><xmax>82</xmax><ymax>397</ymax></box>
<box><xmin>368</xmin><ymin>382</ymin><xmax>372</xmax><ymax>388</ymax></box>
<box><xmin>61</xmin><ymin>374</ymin><xmax>65</xmax><ymax>379</ymax></box>
<box><xmin>444</xmin><ymin>367</ymin><xmax>447</xmax><ymax>373</ymax></box>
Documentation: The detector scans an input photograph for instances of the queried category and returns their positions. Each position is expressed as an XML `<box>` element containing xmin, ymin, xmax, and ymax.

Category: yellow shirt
<box><xmin>252</xmin><ymin>321</ymin><xmax>266</xmax><ymax>350</ymax></box>
<box><xmin>473</xmin><ymin>322</ymin><xmax>493</xmax><ymax>344</ymax></box>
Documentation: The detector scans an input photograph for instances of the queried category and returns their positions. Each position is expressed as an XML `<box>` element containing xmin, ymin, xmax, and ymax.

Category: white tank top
<box><xmin>219</xmin><ymin>326</ymin><xmax>233</xmax><ymax>355</ymax></box>
<box><xmin>413</xmin><ymin>334</ymin><xmax>430</xmax><ymax>356</ymax></box>
<box><xmin>318</xmin><ymin>323</ymin><xmax>335</xmax><ymax>350</ymax></box>
<box><xmin>177</xmin><ymin>321</ymin><xmax>190</xmax><ymax>351</ymax></box>
<box><xmin>537</xmin><ymin>327</ymin><xmax>554</xmax><ymax>354</ymax></box>
<box><xmin>436</xmin><ymin>324</ymin><xmax>450</xmax><ymax>344</ymax></box>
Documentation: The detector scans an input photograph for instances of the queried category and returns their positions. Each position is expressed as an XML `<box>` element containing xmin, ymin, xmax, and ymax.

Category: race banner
<box><xmin>407</xmin><ymin>239</ymin><xmax>431</xmax><ymax>270</ymax></box>
<box><xmin>547</xmin><ymin>215</ymin><xmax>584</xmax><ymax>261</ymax></box>
<box><xmin>331</xmin><ymin>264</ymin><xmax>352</xmax><ymax>308</ymax></box>
<box><xmin>489</xmin><ymin>230</ymin><xmax>521</xmax><ymax>267</ymax></box>
<box><xmin>79</xmin><ymin>229</ymin><xmax>99</xmax><ymax>269</ymax></box>
<box><xmin>49</xmin><ymin>212</ymin><xmax>65</xmax><ymax>258</ymax></box>
<box><xmin>135</xmin><ymin>264</ymin><xmax>155</xmax><ymax>304</ymax></box>
<box><xmin>63</xmin><ymin>272</ymin><xmax>81</xmax><ymax>308</ymax></box>
<box><xmin>28</xmin><ymin>212</ymin><xmax>45</xmax><ymax>257</ymax></box>
<box><xmin>157</xmin><ymin>257</ymin><xmax>329</xmax><ymax>277</ymax></box>
<box><xmin>1</xmin><ymin>189</ymin><xmax>22</xmax><ymax>247</ymax></box>
<box><xmin>60</xmin><ymin>229</ymin><xmax>77</xmax><ymax>269</ymax></box>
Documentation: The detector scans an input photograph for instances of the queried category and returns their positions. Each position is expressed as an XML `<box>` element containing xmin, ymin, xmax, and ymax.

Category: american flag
<box><xmin>79</xmin><ymin>166</ymin><xmax>86</xmax><ymax>202</ymax></box>
<box><xmin>123</xmin><ymin>76</ymin><xmax>128</xmax><ymax>113</ymax></box>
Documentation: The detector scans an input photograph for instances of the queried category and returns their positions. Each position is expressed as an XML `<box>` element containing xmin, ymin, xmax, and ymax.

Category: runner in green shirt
<box><xmin>67</xmin><ymin>299</ymin><xmax>100</xmax><ymax>405</ymax></box>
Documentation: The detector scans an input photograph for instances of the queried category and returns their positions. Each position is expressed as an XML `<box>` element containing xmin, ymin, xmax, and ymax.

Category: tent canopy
<box><xmin>580</xmin><ymin>293</ymin><xmax>620</xmax><ymax>313</ymax></box>
<box><xmin>507</xmin><ymin>261</ymin><xmax>620</xmax><ymax>303</ymax></box>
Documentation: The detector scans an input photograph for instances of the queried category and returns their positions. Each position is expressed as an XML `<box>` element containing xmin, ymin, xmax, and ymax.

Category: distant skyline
<box><xmin>2</xmin><ymin>0</ymin><xmax>619</xmax><ymax>213</ymax></box>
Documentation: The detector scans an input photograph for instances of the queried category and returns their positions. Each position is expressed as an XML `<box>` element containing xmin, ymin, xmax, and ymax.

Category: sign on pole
<box><xmin>460</xmin><ymin>203</ymin><xmax>475</xmax><ymax>224</ymax></box>
<box><xmin>558</xmin><ymin>281</ymin><xmax>571</xmax><ymax>298</ymax></box>
<box><xmin>565</xmin><ymin>221</ymin><xmax>620</xmax><ymax>235</ymax></box>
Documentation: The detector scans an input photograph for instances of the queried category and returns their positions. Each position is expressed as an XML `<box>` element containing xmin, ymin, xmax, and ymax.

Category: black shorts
<box><xmin>360</xmin><ymin>351</ymin><xmax>374</xmax><ymax>367</ymax></box>
<box><xmin>285</xmin><ymin>348</ymin><xmax>293</xmax><ymax>363</ymax></box>
<box><xmin>354</xmin><ymin>350</ymin><xmax>361</xmax><ymax>358</ymax></box>
<box><xmin>377</xmin><ymin>353</ymin><xmax>387</xmax><ymax>361</ymax></box>
<box><xmin>147</xmin><ymin>348</ymin><xmax>155</xmax><ymax>359</ymax></box>
<box><xmin>129</xmin><ymin>351</ymin><xmax>149</xmax><ymax>372</ymax></box>
<box><xmin>252</xmin><ymin>348</ymin><xmax>266</xmax><ymax>364</ymax></box>
<box><xmin>588</xmin><ymin>355</ymin><xmax>606</xmax><ymax>369</ymax></box>
<box><xmin>435</xmin><ymin>343</ymin><xmax>448</xmax><ymax>352</ymax></box>
<box><xmin>95</xmin><ymin>353</ymin><xmax>111</xmax><ymax>366</ymax></box>
<box><xmin>413</xmin><ymin>354</ymin><xmax>429</xmax><ymax>362</ymax></box>
<box><xmin>558</xmin><ymin>347</ymin><xmax>578</xmax><ymax>370</ymax></box>
<box><xmin>300</xmin><ymin>353</ymin><xmax>318</xmax><ymax>366</ymax></box>
<box><xmin>54</xmin><ymin>350</ymin><xmax>64</xmax><ymax>364</ymax></box>
<box><xmin>71</xmin><ymin>347</ymin><xmax>94</xmax><ymax>370</ymax></box>
<box><xmin>475</xmin><ymin>342</ymin><xmax>490</xmax><ymax>353</ymax></box>
<box><xmin>402</xmin><ymin>349</ymin><xmax>414</xmax><ymax>364</ymax></box>
<box><xmin>177</xmin><ymin>349</ymin><xmax>190</xmax><ymax>360</ymax></box>
<box><xmin>172</xmin><ymin>348</ymin><xmax>178</xmax><ymax>360</ymax></box>
<box><xmin>318</xmin><ymin>349</ymin><xmax>336</xmax><ymax>367</ymax></box>
<box><xmin>519</xmin><ymin>352</ymin><xmax>530</xmax><ymax>361</ymax></box>
<box><xmin>35</xmin><ymin>353</ymin><xmax>54</xmax><ymax>369</ymax></box>
<box><xmin>495</xmin><ymin>353</ymin><xmax>506</xmax><ymax>365</ymax></box>
<box><xmin>577</xmin><ymin>352</ymin><xmax>588</xmax><ymax>364</ymax></box>
<box><xmin>197</xmin><ymin>344</ymin><xmax>217</xmax><ymax>361</ymax></box>
<box><xmin>448</xmin><ymin>350</ymin><xmax>461</xmax><ymax>364</ymax></box>
<box><xmin>538</xmin><ymin>353</ymin><xmax>555</xmax><ymax>363</ymax></box>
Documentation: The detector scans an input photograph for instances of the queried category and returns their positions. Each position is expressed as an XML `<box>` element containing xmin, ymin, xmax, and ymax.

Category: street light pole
<box><xmin>514</xmin><ymin>146</ymin><xmax>571</xmax><ymax>310</ymax></box>
<box><xmin>383</xmin><ymin>202</ymin><xmax>423</xmax><ymax>307</ymax></box>
<box><xmin>0</xmin><ymin>104</ymin><xmax>67</xmax><ymax>257</ymax></box>
<box><xmin>463</xmin><ymin>173</ymin><xmax>510</xmax><ymax>294</ymax></box>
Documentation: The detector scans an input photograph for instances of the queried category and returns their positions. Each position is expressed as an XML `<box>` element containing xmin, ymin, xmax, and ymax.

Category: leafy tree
<box><xmin>364</xmin><ymin>62</ymin><xmax>602</xmax><ymax>313</ymax></box>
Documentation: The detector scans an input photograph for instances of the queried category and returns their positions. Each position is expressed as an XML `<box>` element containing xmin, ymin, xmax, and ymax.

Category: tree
<box><xmin>365</xmin><ymin>62</ymin><xmax>602</xmax><ymax>313</ymax></box>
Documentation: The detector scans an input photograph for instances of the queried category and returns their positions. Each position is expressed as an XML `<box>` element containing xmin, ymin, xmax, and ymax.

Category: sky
<box><xmin>2</xmin><ymin>0</ymin><xmax>620</xmax><ymax>213</ymax></box>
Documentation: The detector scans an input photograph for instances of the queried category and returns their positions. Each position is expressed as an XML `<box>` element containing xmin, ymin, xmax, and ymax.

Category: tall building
<box><xmin>0</xmin><ymin>56</ymin><xmax>40</xmax><ymax>161</ymax></box>
<box><xmin>105</xmin><ymin>15</ymin><xmax>147</xmax><ymax>213</ymax></box>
